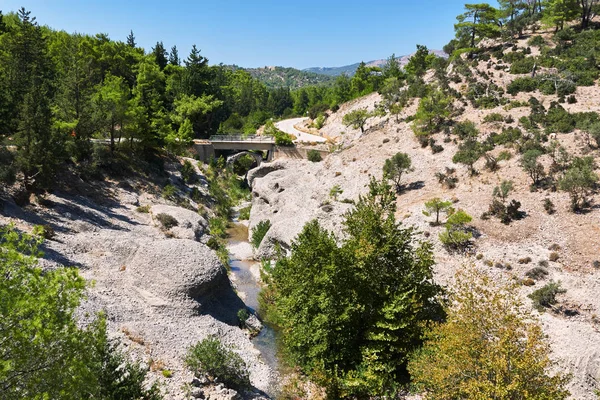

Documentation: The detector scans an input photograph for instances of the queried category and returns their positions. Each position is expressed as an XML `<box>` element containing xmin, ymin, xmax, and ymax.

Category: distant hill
<box><xmin>304</xmin><ymin>50</ymin><xmax>448</xmax><ymax>77</ymax></box>
<box><xmin>227</xmin><ymin>65</ymin><xmax>335</xmax><ymax>89</ymax></box>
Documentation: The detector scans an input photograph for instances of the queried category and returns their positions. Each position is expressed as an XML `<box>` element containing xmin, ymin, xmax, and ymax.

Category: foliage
<box><xmin>383</xmin><ymin>152</ymin><xmax>413</xmax><ymax>192</ymax></box>
<box><xmin>32</xmin><ymin>224</ymin><xmax>55</xmax><ymax>240</ymax></box>
<box><xmin>409</xmin><ymin>267</ymin><xmax>571</xmax><ymax>400</ymax></box>
<box><xmin>529</xmin><ymin>281</ymin><xmax>566</xmax><ymax>311</ymax></box>
<box><xmin>180</xmin><ymin>159</ymin><xmax>196</xmax><ymax>183</ymax></box>
<box><xmin>329</xmin><ymin>185</ymin><xmax>343</xmax><ymax>201</ymax></box>
<box><xmin>307</xmin><ymin>149</ymin><xmax>322</xmax><ymax>162</ymax></box>
<box><xmin>267</xmin><ymin>179</ymin><xmax>444</xmax><ymax>397</ymax></box>
<box><xmin>412</xmin><ymin>90</ymin><xmax>453</xmax><ymax>138</ymax></box>
<box><xmin>342</xmin><ymin>108</ymin><xmax>372</xmax><ymax>133</ymax></box>
<box><xmin>520</xmin><ymin>149</ymin><xmax>545</xmax><ymax>186</ymax></box>
<box><xmin>185</xmin><ymin>337</ymin><xmax>250</xmax><ymax>390</ymax></box>
<box><xmin>162</xmin><ymin>183</ymin><xmax>177</xmax><ymax>201</ymax></box>
<box><xmin>156</xmin><ymin>213</ymin><xmax>179</xmax><ymax>230</ymax></box>
<box><xmin>251</xmin><ymin>220</ymin><xmax>271</xmax><ymax>249</ymax></box>
<box><xmin>452</xmin><ymin>140</ymin><xmax>482</xmax><ymax>175</ymax></box>
<box><xmin>0</xmin><ymin>224</ymin><xmax>161</xmax><ymax>399</ymax></box>
<box><xmin>423</xmin><ymin>198</ymin><xmax>454</xmax><ymax>226</ymax></box>
<box><xmin>559</xmin><ymin>156</ymin><xmax>598</xmax><ymax>211</ymax></box>
<box><xmin>439</xmin><ymin>210</ymin><xmax>473</xmax><ymax>251</ymax></box>
<box><xmin>238</xmin><ymin>206</ymin><xmax>251</xmax><ymax>220</ymax></box>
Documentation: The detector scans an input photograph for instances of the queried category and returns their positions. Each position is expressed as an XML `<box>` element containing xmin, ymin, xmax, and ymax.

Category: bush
<box><xmin>155</xmin><ymin>213</ymin><xmax>178</xmax><ymax>230</ymax></box>
<box><xmin>251</xmin><ymin>220</ymin><xmax>271</xmax><ymax>249</ymax></box>
<box><xmin>498</xmin><ymin>150</ymin><xmax>512</xmax><ymax>161</ymax></box>
<box><xmin>510</xmin><ymin>57</ymin><xmax>536</xmax><ymax>74</ymax></box>
<box><xmin>136</xmin><ymin>205</ymin><xmax>151</xmax><ymax>213</ymax></box>
<box><xmin>238</xmin><ymin>206</ymin><xmax>251</xmax><ymax>220</ymax></box>
<box><xmin>526</xmin><ymin>267</ymin><xmax>549</xmax><ymax>280</ymax></box>
<box><xmin>507</xmin><ymin>77</ymin><xmax>538</xmax><ymax>95</ymax></box>
<box><xmin>518</xmin><ymin>257</ymin><xmax>532</xmax><ymax>264</ymax></box>
<box><xmin>549</xmin><ymin>252</ymin><xmax>560</xmax><ymax>262</ymax></box>
<box><xmin>528</xmin><ymin>35</ymin><xmax>545</xmax><ymax>47</ymax></box>
<box><xmin>529</xmin><ymin>282</ymin><xmax>566</xmax><ymax>311</ymax></box>
<box><xmin>452</xmin><ymin>120</ymin><xmax>479</xmax><ymax>139</ymax></box>
<box><xmin>483</xmin><ymin>113</ymin><xmax>504</xmax><ymax>124</ymax></box>
<box><xmin>185</xmin><ymin>337</ymin><xmax>250</xmax><ymax>390</ymax></box>
<box><xmin>492</xmin><ymin>127</ymin><xmax>522</xmax><ymax>145</ymax></box>
<box><xmin>31</xmin><ymin>224</ymin><xmax>55</xmax><ymax>240</ymax></box>
<box><xmin>180</xmin><ymin>160</ymin><xmax>196</xmax><ymax>183</ymax></box>
<box><xmin>543</xmin><ymin>198</ymin><xmax>556</xmax><ymax>214</ymax></box>
<box><xmin>162</xmin><ymin>184</ymin><xmax>177</xmax><ymax>201</ymax></box>
<box><xmin>307</xmin><ymin>149</ymin><xmax>322</xmax><ymax>162</ymax></box>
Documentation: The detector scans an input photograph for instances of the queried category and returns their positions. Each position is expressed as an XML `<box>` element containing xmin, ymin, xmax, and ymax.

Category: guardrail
<box><xmin>209</xmin><ymin>135</ymin><xmax>274</xmax><ymax>143</ymax></box>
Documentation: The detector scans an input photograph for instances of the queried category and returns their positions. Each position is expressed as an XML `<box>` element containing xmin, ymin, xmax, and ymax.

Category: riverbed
<box><xmin>226</xmin><ymin>222</ymin><xmax>280</xmax><ymax>395</ymax></box>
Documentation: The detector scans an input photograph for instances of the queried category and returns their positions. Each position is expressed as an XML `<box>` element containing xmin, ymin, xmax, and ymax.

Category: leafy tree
<box><xmin>93</xmin><ymin>74</ymin><xmax>129</xmax><ymax>152</ymax></box>
<box><xmin>329</xmin><ymin>185</ymin><xmax>343</xmax><ymax>201</ymax></box>
<box><xmin>379</xmin><ymin>77</ymin><xmax>405</xmax><ymax>122</ymax></box>
<box><xmin>342</xmin><ymin>108</ymin><xmax>372</xmax><ymax>133</ymax></box>
<box><xmin>521</xmin><ymin>149</ymin><xmax>546</xmax><ymax>186</ymax></box>
<box><xmin>0</xmin><ymin>225</ymin><xmax>161</xmax><ymax>399</ymax></box>
<box><xmin>269</xmin><ymin>179</ymin><xmax>443</xmax><ymax>397</ymax></box>
<box><xmin>381</xmin><ymin>53</ymin><xmax>404</xmax><ymax>80</ymax></box>
<box><xmin>559</xmin><ymin>156</ymin><xmax>598</xmax><ymax>211</ymax></box>
<box><xmin>383</xmin><ymin>152</ymin><xmax>414</xmax><ymax>192</ymax></box>
<box><xmin>409</xmin><ymin>267</ymin><xmax>571</xmax><ymax>400</ymax></box>
<box><xmin>423</xmin><ymin>198</ymin><xmax>454</xmax><ymax>225</ymax></box>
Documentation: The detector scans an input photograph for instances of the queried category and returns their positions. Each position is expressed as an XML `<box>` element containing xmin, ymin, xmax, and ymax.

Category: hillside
<box><xmin>249</xmin><ymin>23</ymin><xmax>600</xmax><ymax>399</ymax></box>
<box><xmin>304</xmin><ymin>49</ymin><xmax>447</xmax><ymax>76</ymax></box>
<box><xmin>226</xmin><ymin>65</ymin><xmax>335</xmax><ymax>89</ymax></box>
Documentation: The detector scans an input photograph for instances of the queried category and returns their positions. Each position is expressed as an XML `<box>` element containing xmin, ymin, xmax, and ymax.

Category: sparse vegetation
<box><xmin>383</xmin><ymin>152</ymin><xmax>414</xmax><ymax>192</ymax></box>
<box><xmin>156</xmin><ymin>213</ymin><xmax>178</xmax><ymax>230</ymax></box>
<box><xmin>185</xmin><ymin>337</ymin><xmax>250</xmax><ymax>390</ymax></box>
<box><xmin>307</xmin><ymin>149</ymin><xmax>322</xmax><ymax>162</ymax></box>
<box><xmin>529</xmin><ymin>282</ymin><xmax>566</xmax><ymax>312</ymax></box>
<box><xmin>251</xmin><ymin>220</ymin><xmax>271</xmax><ymax>249</ymax></box>
<box><xmin>439</xmin><ymin>210</ymin><xmax>473</xmax><ymax>251</ymax></box>
<box><xmin>423</xmin><ymin>198</ymin><xmax>454</xmax><ymax>226</ymax></box>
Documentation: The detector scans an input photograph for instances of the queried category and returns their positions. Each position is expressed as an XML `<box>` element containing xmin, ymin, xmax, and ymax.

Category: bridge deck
<box><xmin>207</xmin><ymin>135</ymin><xmax>275</xmax><ymax>144</ymax></box>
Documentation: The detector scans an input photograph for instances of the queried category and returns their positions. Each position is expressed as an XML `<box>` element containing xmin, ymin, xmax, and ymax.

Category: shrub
<box><xmin>492</xmin><ymin>127</ymin><xmax>522</xmax><ymax>145</ymax></box>
<box><xmin>185</xmin><ymin>337</ymin><xmax>250</xmax><ymax>390</ymax></box>
<box><xmin>518</xmin><ymin>257</ymin><xmax>532</xmax><ymax>264</ymax></box>
<box><xmin>510</xmin><ymin>57</ymin><xmax>536</xmax><ymax>74</ymax></box>
<box><xmin>162</xmin><ymin>369</ymin><xmax>173</xmax><ymax>378</ymax></box>
<box><xmin>314</xmin><ymin>114</ymin><xmax>326</xmax><ymax>129</ymax></box>
<box><xmin>162</xmin><ymin>184</ymin><xmax>177</xmax><ymax>201</ymax></box>
<box><xmin>507</xmin><ymin>77</ymin><xmax>538</xmax><ymax>95</ymax></box>
<box><xmin>548</xmin><ymin>243</ymin><xmax>561</xmax><ymax>251</ymax></box>
<box><xmin>528</xmin><ymin>35</ymin><xmax>545</xmax><ymax>47</ymax></box>
<box><xmin>528</xmin><ymin>282</ymin><xmax>566</xmax><ymax>311</ymax></box>
<box><xmin>180</xmin><ymin>160</ymin><xmax>196</xmax><ymax>183</ymax></box>
<box><xmin>32</xmin><ymin>224</ymin><xmax>55</xmax><ymax>240</ymax></box>
<box><xmin>238</xmin><ymin>206</ymin><xmax>251</xmax><ymax>220</ymax></box>
<box><xmin>483</xmin><ymin>113</ymin><xmax>504</xmax><ymax>124</ymax></box>
<box><xmin>549</xmin><ymin>252</ymin><xmax>560</xmax><ymax>262</ymax></box>
<box><xmin>543</xmin><ymin>198</ymin><xmax>555</xmax><ymax>214</ymax></box>
<box><xmin>155</xmin><ymin>213</ymin><xmax>178</xmax><ymax>230</ymax></box>
<box><xmin>136</xmin><ymin>205</ymin><xmax>151</xmax><ymax>213</ymax></box>
<box><xmin>274</xmin><ymin>131</ymin><xmax>294</xmax><ymax>146</ymax></box>
<box><xmin>251</xmin><ymin>220</ymin><xmax>271</xmax><ymax>249</ymax></box>
<box><xmin>452</xmin><ymin>120</ymin><xmax>479</xmax><ymax>139</ymax></box>
<box><xmin>237</xmin><ymin>308</ymin><xmax>250</xmax><ymax>328</ymax></box>
<box><xmin>538</xmin><ymin>260</ymin><xmax>549</xmax><ymax>268</ymax></box>
<box><xmin>526</xmin><ymin>267</ymin><xmax>549</xmax><ymax>280</ymax></box>
<box><xmin>439</xmin><ymin>210</ymin><xmax>473</xmax><ymax>251</ymax></box>
<box><xmin>498</xmin><ymin>150</ymin><xmax>512</xmax><ymax>161</ymax></box>
<box><xmin>307</xmin><ymin>150</ymin><xmax>322</xmax><ymax>162</ymax></box>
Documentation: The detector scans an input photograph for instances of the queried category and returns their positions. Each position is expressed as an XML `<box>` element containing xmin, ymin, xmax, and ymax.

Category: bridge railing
<box><xmin>209</xmin><ymin>135</ymin><xmax>274</xmax><ymax>143</ymax></box>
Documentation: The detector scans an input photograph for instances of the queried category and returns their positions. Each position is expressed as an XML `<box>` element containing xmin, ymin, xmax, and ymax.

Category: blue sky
<box><xmin>2</xmin><ymin>0</ymin><xmax>472</xmax><ymax>69</ymax></box>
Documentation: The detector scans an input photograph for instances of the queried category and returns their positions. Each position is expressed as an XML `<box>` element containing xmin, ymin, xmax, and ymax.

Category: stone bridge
<box><xmin>193</xmin><ymin>135</ymin><xmax>276</xmax><ymax>163</ymax></box>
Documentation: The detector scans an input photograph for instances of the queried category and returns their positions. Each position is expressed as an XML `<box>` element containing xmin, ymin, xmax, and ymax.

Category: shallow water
<box><xmin>226</xmin><ymin>224</ymin><xmax>280</xmax><ymax>390</ymax></box>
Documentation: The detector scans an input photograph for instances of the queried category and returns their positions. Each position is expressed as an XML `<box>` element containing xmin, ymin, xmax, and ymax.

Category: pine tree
<box><xmin>152</xmin><ymin>41</ymin><xmax>168</xmax><ymax>70</ymax></box>
<box><xmin>126</xmin><ymin>30</ymin><xmax>136</xmax><ymax>47</ymax></box>
<box><xmin>169</xmin><ymin>45</ymin><xmax>180</xmax><ymax>66</ymax></box>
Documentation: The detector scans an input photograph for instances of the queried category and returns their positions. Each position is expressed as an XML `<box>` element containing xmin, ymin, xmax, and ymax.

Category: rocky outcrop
<box><xmin>150</xmin><ymin>204</ymin><xmax>208</xmax><ymax>241</ymax></box>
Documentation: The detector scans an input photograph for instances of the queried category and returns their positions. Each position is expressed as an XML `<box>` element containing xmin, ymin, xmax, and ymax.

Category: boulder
<box><xmin>151</xmin><ymin>204</ymin><xmax>207</xmax><ymax>241</ymax></box>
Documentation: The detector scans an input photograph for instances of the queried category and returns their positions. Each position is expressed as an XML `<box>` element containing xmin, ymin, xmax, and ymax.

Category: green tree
<box><xmin>169</xmin><ymin>45</ymin><xmax>180</xmax><ymax>66</ymax></box>
<box><xmin>409</xmin><ymin>267</ymin><xmax>570</xmax><ymax>400</ymax></box>
<box><xmin>439</xmin><ymin>209</ymin><xmax>473</xmax><ymax>250</ymax></box>
<box><xmin>126</xmin><ymin>30</ymin><xmax>136</xmax><ymax>47</ymax></box>
<box><xmin>452</xmin><ymin>140</ymin><xmax>482</xmax><ymax>175</ymax></box>
<box><xmin>342</xmin><ymin>108</ymin><xmax>372</xmax><ymax>133</ymax></box>
<box><xmin>559</xmin><ymin>156</ymin><xmax>598</xmax><ymax>211</ymax></box>
<box><xmin>455</xmin><ymin>3</ymin><xmax>502</xmax><ymax>49</ymax></box>
<box><xmin>383</xmin><ymin>152</ymin><xmax>414</xmax><ymax>192</ymax></box>
<box><xmin>493</xmin><ymin>179</ymin><xmax>514</xmax><ymax>203</ymax></box>
<box><xmin>412</xmin><ymin>89</ymin><xmax>452</xmax><ymax>138</ymax></box>
<box><xmin>542</xmin><ymin>0</ymin><xmax>580</xmax><ymax>31</ymax></box>
<box><xmin>379</xmin><ymin>77</ymin><xmax>406</xmax><ymax>122</ymax></box>
<box><xmin>152</xmin><ymin>41</ymin><xmax>168</xmax><ymax>70</ymax></box>
<box><xmin>269</xmin><ymin>179</ymin><xmax>444</xmax><ymax>397</ymax></box>
<box><xmin>521</xmin><ymin>149</ymin><xmax>546</xmax><ymax>185</ymax></box>
<box><xmin>423</xmin><ymin>198</ymin><xmax>454</xmax><ymax>225</ymax></box>
<box><xmin>93</xmin><ymin>74</ymin><xmax>130</xmax><ymax>152</ymax></box>
<box><xmin>405</xmin><ymin>45</ymin><xmax>431</xmax><ymax>78</ymax></box>
<box><xmin>381</xmin><ymin>53</ymin><xmax>404</xmax><ymax>80</ymax></box>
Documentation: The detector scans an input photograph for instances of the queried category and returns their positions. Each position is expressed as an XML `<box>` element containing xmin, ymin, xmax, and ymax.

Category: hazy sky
<box><xmin>2</xmin><ymin>0</ymin><xmax>476</xmax><ymax>69</ymax></box>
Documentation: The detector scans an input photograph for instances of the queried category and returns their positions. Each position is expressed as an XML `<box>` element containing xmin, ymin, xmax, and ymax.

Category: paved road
<box><xmin>276</xmin><ymin>117</ymin><xmax>327</xmax><ymax>143</ymax></box>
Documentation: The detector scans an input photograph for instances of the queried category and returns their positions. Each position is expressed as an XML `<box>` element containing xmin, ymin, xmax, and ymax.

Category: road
<box><xmin>276</xmin><ymin>117</ymin><xmax>327</xmax><ymax>143</ymax></box>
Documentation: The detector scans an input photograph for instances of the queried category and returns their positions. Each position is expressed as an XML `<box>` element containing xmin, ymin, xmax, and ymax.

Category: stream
<box><xmin>226</xmin><ymin>222</ymin><xmax>280</xmax><ymax>394</ymax></box>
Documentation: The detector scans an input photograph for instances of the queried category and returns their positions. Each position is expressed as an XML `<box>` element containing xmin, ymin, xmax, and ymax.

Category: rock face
<box><xmin>0</xmin><ymin>167</ymin><xmax>275</xmax><ymax>399</ymax></box>
<box><xmin>151</xmin><ymin>204</ymin><xmax>208</xmax><ymax>241</ymax></box>
<box><xmin>248</xmin><ymin>159</ymin><xmax>354</xmax><ymax>259</ymax></box>
<box><xmin>127</xmin><ymin>239</ymin><xmax>227</xmax><ymax>303</ymax></box>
